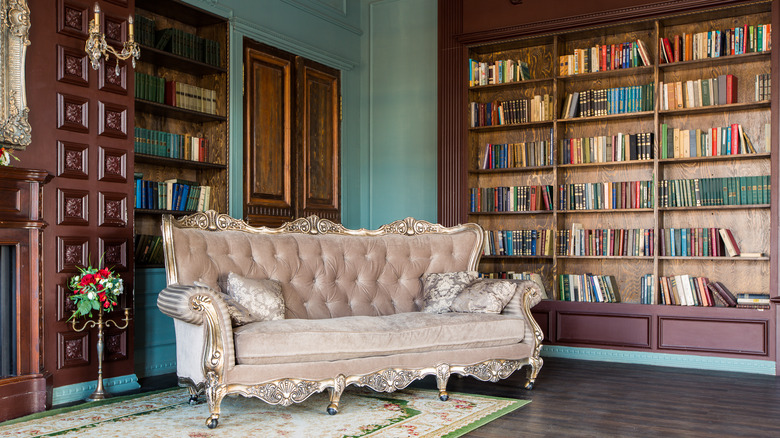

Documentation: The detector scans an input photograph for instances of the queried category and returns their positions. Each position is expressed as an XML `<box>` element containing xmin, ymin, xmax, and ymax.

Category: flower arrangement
<box><xmin>0</xmin><ymin>146</ymin><xmax>20</xmax><ymax>166</ymax></box>
<box><xmin>68</xmin><ymin>264</ymin><xmax>124</xmax><ymax>320</ymax></box>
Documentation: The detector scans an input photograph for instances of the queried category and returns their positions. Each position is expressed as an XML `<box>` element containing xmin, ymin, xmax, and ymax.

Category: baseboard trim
<box><xmin>541</xmin><ymin>346</ymin><xmax>776</xmax><ymax>375</ymax></box>
<box><xmin>52</xmin><ymin>374</ymin><xmax>140</xmax><ymax>406</ymax></box>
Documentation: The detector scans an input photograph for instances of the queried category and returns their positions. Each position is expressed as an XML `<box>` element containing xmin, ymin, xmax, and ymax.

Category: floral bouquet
<box><xmin>0</xmin><ymin>146</ymin><xmax>20</xmax><ymax>166</ymax></box>
<box><xmin>68</xmin><ymin>264</ymin><xmax>124</xmax><ymax>320</ymax></box>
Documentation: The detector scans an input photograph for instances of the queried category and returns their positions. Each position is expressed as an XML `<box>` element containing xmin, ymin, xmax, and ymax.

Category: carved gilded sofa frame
<box><xmin>157</xmin><ymin>211</ymin><xmax>544</xmax><ymax>429</ymax></box>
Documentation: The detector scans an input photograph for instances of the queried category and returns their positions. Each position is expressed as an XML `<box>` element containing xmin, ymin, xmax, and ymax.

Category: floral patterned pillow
<box><xmin>421</xmin><ymin>271</ymin><xmax>478</xmax><ymax>313</ymax></box>
<box><xmin>194</xmin><ymin>280</ymin><xmax>260</xmax><ymax>327</ymax></box>
<box><xmin>450</xmin><ymin>280</ymin><xmax>517</xmax><ymax>314</ymax></box>
<box><xmin>226</xmin><ymin>273</ymin><xmax>285</xmax><ymax>322</ymax></box>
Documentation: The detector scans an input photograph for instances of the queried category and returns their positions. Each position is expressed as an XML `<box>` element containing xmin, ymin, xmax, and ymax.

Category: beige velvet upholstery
<box><xmin>233</xmin><ymin>312</ymin><xmax>525</xmax><ymax>365</ymax></box>
<box><xmin>170</xmin><ymin>227</ymin><xmax>481</xmax><ymax>319</ymax></box>
<box><xmin>156</xmin><ymin>212</ymin><xmax>543</xmax><ymax>428</ymax></box>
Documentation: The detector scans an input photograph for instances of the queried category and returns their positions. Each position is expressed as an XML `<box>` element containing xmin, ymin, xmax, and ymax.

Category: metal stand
<box><xmin>71</xmin><ymin>308</ymin><xmax>131</xmax><ymax>401</ymax></box>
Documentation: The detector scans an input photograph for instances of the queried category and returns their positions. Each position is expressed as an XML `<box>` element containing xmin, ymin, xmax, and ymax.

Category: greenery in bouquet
<box><xmin>68</xmin><ymin>264</ymin><xmax>124</xmax><ymax>320</ymax></box>
<box><xmin>0</xmin><ymin>146</ymin><xmax>20</xmax><ymax>166</ymax></box>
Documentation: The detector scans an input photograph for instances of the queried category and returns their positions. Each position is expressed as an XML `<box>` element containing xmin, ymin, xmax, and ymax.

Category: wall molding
<box><xmin>542</xmin><ymin>346</ymin><xmax>776</xmax><ymax>375</ymax></box>
<box><xmin>52</xmin><ymin>374</ymin><xmax>140</xmax><ymax>406</ymax></box>
<box><xmin>280</xmin><ymin>0</ymin><xmax>362</xmax><ymax>35</ymax></box>
<box><xmin>232</xmin><ymin>18</ymin><xmax>357</xmax><ymax>71</ymax></box>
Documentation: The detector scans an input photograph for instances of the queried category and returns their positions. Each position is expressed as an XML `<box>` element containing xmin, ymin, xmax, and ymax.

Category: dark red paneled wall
<box><xmin>17</xmin><ymin>0</ymin><xmax>135</xmax><ymax>388</ymax></box>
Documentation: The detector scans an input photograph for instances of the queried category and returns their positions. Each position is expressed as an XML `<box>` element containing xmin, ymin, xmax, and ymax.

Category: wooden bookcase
<box><xmin>133</xmin><ymin>0</ymin><xmax>229</xmax><ymax>267</ymax></box>
<box><xmin>463</xmin><ymin>1</ymin><xmax>776</xmax><ymax>361</ymax></box>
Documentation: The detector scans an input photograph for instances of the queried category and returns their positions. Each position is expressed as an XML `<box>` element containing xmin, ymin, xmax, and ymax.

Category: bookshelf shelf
<box><xmin>658</xmin><ymin>153</ymin><xmax>771</xmax><ymax>164</ymax></box>
<box><xmin>468</xmin><ymin>211</ymin><xmax>554</xmax><ymax>216</ymax></box>
<box><xmin>558</xmin><ymin>111</ymin><xmax>654</xmax><ymax>124</ymax></box>
<box><xmin>659</xmin><ymin>204</ymin><xmax>770</xmax><ymax>211</ymax></box>
<box><xmin>557</xmin><ymin>256</ymin><xmax>653</xmax><ymax>260</ymax></box>
<box><xmin>557</xmin><ymin>65</ymin><xmax>654</xmax><ymax>81</ymax></box>
<box><xmin>557</xmin><ymin>159</ymin><xmax>653</xmax><ymax>169</ymax></box>
<box><xmin>558</xmin><ymin>208</ymin><xmax>654</xmax><ymax>214</ymax></box>
<box><xmin>135</xmin><ymin>208</ymin><xmax>199</xmax><ymax>215</ymax></box>
<box><xmin>135</xmin><ymin>99</ymin><xmax>227</xmax><ymax>123</ymax></box>
<box><xmin>659</xmin><ymin>101</ymin><xmax>770</xmax><ymax>117</ymax></box>
<box><xmin>659</xmin><ymin>50</ymin><xmax>771</xmax><ymax>71</ymax></box>
<box><xmin>658</xmin><ymin>256</ymin><xmax>770</xmax><ymax>261</ymax></box>
<box><xmin>135</xmin><ymin>153</ymin><xmax>228</xmax><ymax>170</ymax></box>
<box><xmin>469</xmin><ymin>120</ymin><xmax>553</xmax><ymax>132</ymax></box>
<box><xmin>137</xmin><ymin>44</ymin><xmax>226</xmax><ymax>75</ymax></box>
<box><xmin>470</xmin><ymin>165</ymin><xmax>554</xmax><ymax>174</ymax></box>
<box><xmin>468</xmin><ymin>77</ymin><xmax>553</xmax><ymax>91</ymax></box>
<box><xmin>136</xmin><ymin>0</ymin><xmax>224</xmax><ymax>26</ymax></box>
<box><xmin>481</xmin><ymin>255</ymin><xmax>554</xmax><ymax>260</ymax></box>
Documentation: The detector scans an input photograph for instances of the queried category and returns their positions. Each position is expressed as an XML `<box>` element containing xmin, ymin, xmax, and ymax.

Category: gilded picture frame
<box><xmin>0</xmin><ymin>0</ymin><xmax>31</xmax><ymax>149</ymax></box>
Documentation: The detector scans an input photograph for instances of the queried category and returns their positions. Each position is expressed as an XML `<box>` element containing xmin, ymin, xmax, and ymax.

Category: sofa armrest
<box><xmin>157</xmin><ymin>284</ymin><xmax>236</xmax><ymax>386</ymax></box>
<box><xmin>501</xmin><ymin>280</ymin><xmax>544</xmax><ymax>359</ymax></box>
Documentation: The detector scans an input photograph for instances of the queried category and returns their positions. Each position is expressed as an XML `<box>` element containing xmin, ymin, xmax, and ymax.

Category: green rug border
<box><xmin>0</xmin><ymin>387</ymin><xmax>183</xmax><ymax>427</ymax></box>
<box><xmin>2</xmin><ymin>387</ymin><xmax>530</xmax><ymax>437</ymax></box>
<box><xmin>440</xmin><ymin>392</ymin><xmax>531</xmax><ymax>438</ymax></box>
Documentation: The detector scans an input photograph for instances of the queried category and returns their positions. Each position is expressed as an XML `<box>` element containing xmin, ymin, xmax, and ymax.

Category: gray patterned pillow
<box><xmin>450</xmin><ymin>280</ymin><xmax>517</xmax><ymax>314</ymax></box>
<box><xmin>193</xmin><ymin>280</ymin><xmax>259</xmax><ymax>327</ymax></box>
<box><xmin>421</xmin><ymin>271</ymin><xmax>478</xmax><ymax>313</ymax></box>
<box><xmin>226</xmin><ymin>273</ymin><xmax>285</xmax><ymax>322</ymax></box>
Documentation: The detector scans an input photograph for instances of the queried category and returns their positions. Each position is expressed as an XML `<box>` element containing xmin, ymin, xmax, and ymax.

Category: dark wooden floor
<box><xmin>136</xmin><ymin>358</ymin><xmax>780</xmax><ymax>437</ymax></box>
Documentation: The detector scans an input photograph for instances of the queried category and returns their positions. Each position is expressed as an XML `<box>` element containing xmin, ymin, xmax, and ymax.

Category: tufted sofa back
<box><xmin>162</xmin><ymin>212</ymin><xmax>483</xmax><ymax>320</ymax></box>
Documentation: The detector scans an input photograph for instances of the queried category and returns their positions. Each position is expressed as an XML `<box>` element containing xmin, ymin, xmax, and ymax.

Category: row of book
<box><xmin>558</xmin><ymin>226</ymin><xmax>654</xmax><ymax>257</ymax></box>
<box><xmin>639</xmin><ymin>274</ymin><xmax>655</xmax><ymax>304</ymax></box>
<box><xmin>659</xmin><ymin>123</ymin><xmax>759</xmax><ymax>159</ymax></box>
<box><xmin>755</xmin><ymin>73</ymin><xmax>771</xmax><ymax>101</ymax></box>
<box><xmin>659</xmin><ymin>227</ymin><xmax>745</xmax><ymax>258</ymax></box>
<box><xmin>659</xmin><ymin>23</ymin><xmax>771</xmax><ymax>63</ymax></box>
<box><xmin>135</xmin><ymin>234</ymin><xmax>164</xmax><ymax>265</ymax></box>
<box><xmin>134</xmin><ymin>15</ymin><xmax>157</xmax><ymax>48</ymax></box>
<box><xmin>134</xmin><ymin>177</ymin><xmax>212</xmax><ymax>212</ymax></box>
<box><xmin>658</xmin><ymin>175</ymin><xmax>770</xmax><ymax>207</ymax></box>
<box><xmin>135</xmin><ymin>72</ymin><xmax>166</xmax><ymax>103</ymax></box>
<box><xmin>559</xmin><ymin>40</ymin><xmax>652</xmax><ymax>76</ymax></box>
<box><xmin>155</xmin><ymin>28</ymin><xmax>221</xmax><ymax>67</ymax></box>
<box><xmin>468</xmin><ymin>59</ymin><xmax>531</xmax><ymax>87</ymax></box>
<box><xmin>658</xmin><ymin>75</ymin><xmax>737</xmax><ymax>110</ymax></box>
<box><xmin>479</xmin><ymin>140</ymin><xmax>554</xmax><ymax>169</ymax></box>
<box><xmin>561</xmin><ymin>84</ymin><xmax>654</xmax><ymax>119</ymax></box>
<box><xmin>469</xmin><ymin>185</ymin><xmax>554</xmax><ymax>213</ymax></box>
<box><xmin>469</xmin><ymin>95</ymin><xmax>553</xmax><ymax>127</ymax></box>
<box><xmin>477</xmin><ymin>271</ymin><xmax>549</xmax><ymax>299</ymax></box>
<box><xmin>164</xmin><ymin>80</ymin><xmax>218</xmax><ymax>115</ymax></box>
<box><xmin>557</xmin><ymin>274</ymin><xmax>620</xmax><ymax>303</ymax></box>
<box><xmin>559</xmin><ymin>180</ymin><xmax>654</xmax><ymax>211</ymax></box>
<box><xmin>482</xmin><ymin>229</ymin><xmax>554</xmax><ymax>257</ymax></box>
<box><xmin>133</xmin><ymin>127</ymin><xmax>209</xmax><ymax>161</ymax></box>
<box><xmin>559</xmin><ymin>132</ymin><xmax>654</xmax><ymax>165</ymax></box>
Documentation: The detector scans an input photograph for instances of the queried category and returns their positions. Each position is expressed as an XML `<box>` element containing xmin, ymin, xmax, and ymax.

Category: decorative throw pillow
<box><xmin>226</xmin><ymin>273</ymin><xmax>285</xmax><ymax>322</ymax></box>
<box><xmin>193</xmin><ymin>280</ymin><xmax>259</xmax><ymax>327</ymax></box>
<box><xmin>421</xmin><ymin>271</ymin><xmax>478</xmax><ymax>313</ymax></box>
<box><xmin>450</xmin><ymin>280</ymin><xmax>517</xmax><ymax>314</ymax></box>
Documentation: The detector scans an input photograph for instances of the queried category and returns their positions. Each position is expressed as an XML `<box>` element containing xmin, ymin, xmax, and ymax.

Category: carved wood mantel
<box><xmin>0</xmin><ymin>167</ymin><xmax>51</xmax><ymax>421</ymax></box>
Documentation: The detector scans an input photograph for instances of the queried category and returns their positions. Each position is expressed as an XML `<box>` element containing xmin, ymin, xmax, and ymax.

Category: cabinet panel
<box><xmin>556</xmin><ymin>311</ymin><xmax>652</xmax><ymax>347</ymax></box>
<box><xmin>658</xmin><ymin>316</ymin><xmax>768</xmax><ymax>355</ymax></box>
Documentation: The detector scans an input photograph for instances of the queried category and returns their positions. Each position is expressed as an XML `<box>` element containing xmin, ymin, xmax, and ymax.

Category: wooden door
<box><xmin>243</xmin><ymin>39</ymin><xmax>341</xmax><ymax>226</ymax></box>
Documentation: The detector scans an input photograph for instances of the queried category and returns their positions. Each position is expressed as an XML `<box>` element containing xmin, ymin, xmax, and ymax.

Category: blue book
<box><xmin>179</xmin><ymin>184</ymin><xmax>190</xmax><ymax>211</ymax></box>
<box><xmin>681</xmin><ymin>228</ymin><xmax>688</xmax><ymax>257</ymax></box>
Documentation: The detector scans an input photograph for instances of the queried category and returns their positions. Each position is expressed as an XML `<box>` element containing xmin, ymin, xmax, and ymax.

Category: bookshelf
<box><xmin>133</xmin><ymin>0</ymin><xmax>229</xmax><ymax>267</ymax></box>
<box><xmin>462</xmin><ymin>1</ymin><xmax>776</xmax><ymax>360</ymax></box>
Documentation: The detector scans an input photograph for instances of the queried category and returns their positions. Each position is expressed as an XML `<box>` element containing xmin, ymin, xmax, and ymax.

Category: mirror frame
<box><xmin>0</xmin><ymin>0</ymin><xmax>31</xmax><ymax>149</ymax></box>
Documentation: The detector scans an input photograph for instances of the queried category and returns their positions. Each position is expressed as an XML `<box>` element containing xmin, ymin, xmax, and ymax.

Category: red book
<box><xmin>601</xmin><ymin>45</ymin><xmax>607</xmax><ymax>71</ymax></box>
<box><xmin>711</xmin><ymin>127</ymin><xmax>718</xmax><ymax>156</ymax></box>
<box><xmin>529</xmin><ymin>186</ymin><xmax>537</xmax><ymax>211</ymax></box>
<box><xmin>662</xmin><ymin>38</ymin><xmax>674</xmax><ymax>64</ymax></box>
<box><xmin>726</xmin><ymin>74</ymin><xmax>738</xmax><ymax>104</ymax></box>
<box><xmin>199</xmin><ymin>138</ymin><xmax>207</xmax><ymax>162</ymax></box>
<box><xmin>542</xmin><ymin>186</ymin><xmax>551</xmax><ymax>210</ymax></box>
<box><xmin>698</xmin><ymin>277</ymin><xmax>712</xmax><ymax>306</ymax></box>
<box><xmin>674</xmin><ymin>35</ymin><xmax>681</xmax><ymax>62</ymax></box>
<box><xmin>165</xmin><ymin>80</ymin><xmax>176</xmax><ymax>106</ymax></box>
<box><xmin>730</xmin><ymin>124</ymin><xmax>739</xmax><ymax>154</ymax></box>
<box><xmin>721</xmin><ymin>228</ymin><xmax>741</xmax><ymax>256</ymax></box>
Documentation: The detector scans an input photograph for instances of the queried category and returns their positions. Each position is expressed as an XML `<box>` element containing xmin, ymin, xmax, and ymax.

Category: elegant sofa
<box><xmin>157</xmin><ymin>211</ymin><xmax>544</xmax><ymax>428</ymax></box>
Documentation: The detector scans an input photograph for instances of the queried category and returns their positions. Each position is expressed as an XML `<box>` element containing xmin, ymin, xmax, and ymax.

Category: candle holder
<box><xmin>84</xmin><ymin>2</ymin><xmax>140</xmax><ymax>73</ymax></box>
<box><xmin>71</xmin><ymin>308</ymin><xmax>132</xmax><ymax>401</ymax></box>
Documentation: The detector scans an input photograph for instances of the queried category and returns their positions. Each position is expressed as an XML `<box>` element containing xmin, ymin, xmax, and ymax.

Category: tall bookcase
<box><xmin>133</xmin><ymin>0</ymin><xmax>229</xmax><ymax>267</ymax></box>
<box><xmin>462</xmin><ymin>1</ymin><xmax>777</xmax><ymax>363</ymax></box>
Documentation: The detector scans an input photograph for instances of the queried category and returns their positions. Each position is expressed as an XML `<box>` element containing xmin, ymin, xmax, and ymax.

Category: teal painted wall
<box><xmin>361</xmin><ymin>0</ymin><xmax>438</xmax><ymax>227</ymax></box>
<box><xmin>133</xmin><ymin>268</ymin><xmax>175</xmax><ymax>378</ymax></box>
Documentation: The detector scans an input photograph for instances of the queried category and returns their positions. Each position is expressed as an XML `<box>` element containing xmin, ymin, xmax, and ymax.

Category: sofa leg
<box><xmin>436</xmin><ymin>364</ymin><xmax>450</xmax><ymax>401</ymax></box>
<box><xmin>524</xmin><ymin>357</ymin><xmax>544</xmax><ymax>390</ymax></box>
<box><xmin>205</xmin><ymin>381</ymin><xmax>225</xmax><ymax>428</ymax></box>
<box><xmin>206</xmin><ymin>414</ymin><xmax>219</xmax><ymax>429</ymax></box>
<box><xmin>187</xmin><ymin>386</ymin><xmax>199</xmax><ymax>405</ymax></box>
<box><xmin>327</xmin><ymin>376</ymin><xmax>345</xmax><ymax>415</ymax></box>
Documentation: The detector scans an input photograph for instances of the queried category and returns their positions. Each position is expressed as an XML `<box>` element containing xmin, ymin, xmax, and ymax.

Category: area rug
<box><xmin>0</xmin><ymin>387</ymin><xmax>529</xmax><ymax>437</ymax></box>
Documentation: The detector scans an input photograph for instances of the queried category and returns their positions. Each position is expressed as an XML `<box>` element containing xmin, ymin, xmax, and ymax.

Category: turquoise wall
<box><xmin>134</xmin><ymin>0</ymin><xmax>439</xmax><ymax>378</ymax></box>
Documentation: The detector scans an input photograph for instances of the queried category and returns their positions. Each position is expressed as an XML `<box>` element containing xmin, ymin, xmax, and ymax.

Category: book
<box><xmin>718</xmin><ymin>228</ymin><xmax>740</xmax><ymax>256</ymax></box>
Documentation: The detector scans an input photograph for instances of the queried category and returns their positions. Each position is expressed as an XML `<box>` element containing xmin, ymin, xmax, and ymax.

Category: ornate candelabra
<box><xmin>85</xmin><ymin>2</ymin><xmax>140</xmax><ymax>74</ymax></box>
<box><xmin>71</xmin><ymin>308</ymin><xmax>132</xmax><ymax>401</ymax></box>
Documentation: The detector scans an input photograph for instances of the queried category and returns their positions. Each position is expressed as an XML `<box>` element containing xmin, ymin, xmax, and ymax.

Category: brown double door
<box><xmin>243</xmin><ymin>39</ymin><xmax>341</xmax><ymax>227</ymax></box>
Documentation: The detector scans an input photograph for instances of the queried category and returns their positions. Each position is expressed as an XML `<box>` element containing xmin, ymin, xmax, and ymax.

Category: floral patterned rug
<box><xmin>0</xmin><ymin>387</ymin><xmax>529</xmax><ymax>437</ymax></box>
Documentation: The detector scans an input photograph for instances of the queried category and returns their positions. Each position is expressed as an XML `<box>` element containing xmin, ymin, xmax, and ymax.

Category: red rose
<box><xmin>80</xmin><ymin>274</ymin><xmax>94</xmax><ymax>286</ymax></box>
<box><xmin>103</xmin><ymin>301</ymin><xmax>110</xmax><ymax>308</ymax></box>
<box><xmin>98</xmin><ymin>292</ymin><xmax>107</xmax><ymax>302</ymax></box>
<box><xmin>99</xmin><ymin>268</ymin><xmax>111</xmax><ymax>278</ymax></box>
<box><xmin>96</xmin><ymin>283</ymin><xmax>105</xmax><ymax>292</ymax></box>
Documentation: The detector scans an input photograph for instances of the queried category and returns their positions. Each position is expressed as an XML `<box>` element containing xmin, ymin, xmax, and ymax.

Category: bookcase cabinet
<box><xmin>453</xmin><ymin>0</ymin><xmax>777</xmax><ymax>364</ymax></box>
<box><xmin>133</xmin><ymin>0</ymin><xmax>229</xmax><ymax>267</ymax></box>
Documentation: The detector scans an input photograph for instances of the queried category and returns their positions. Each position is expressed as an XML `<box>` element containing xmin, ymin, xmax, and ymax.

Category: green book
<box><xmin>701</xmin><ymin>79</ymin><xmax>711</xmax><ymax>106</ymax></box>
<box><xmin>661</xmin><ymin>124</ymin><xmax>668</xmax><ymax>158</ymax></box>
